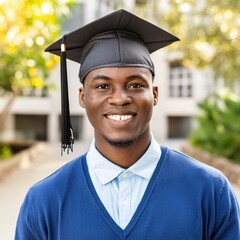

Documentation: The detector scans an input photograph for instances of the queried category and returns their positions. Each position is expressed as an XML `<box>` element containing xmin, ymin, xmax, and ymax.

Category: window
<box><xmin>168</xmin><ymin>116</ymin><xmax>192</xmax><ymax>138</ymax></box>
<box><xmin>15</xmin><ymin>114</ymin><xmax>47</xmax><ymax>141</ymax></box>
<box><xmin>169</xmin><ymin>65</ymin><xmax>193</xmax><ymax>98</ymax></box>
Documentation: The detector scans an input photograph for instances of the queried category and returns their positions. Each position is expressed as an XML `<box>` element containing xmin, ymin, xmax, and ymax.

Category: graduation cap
<box><xmin>45</xmin><ymin>9</ymin><xmax>179</xmax><ymax>154</ymax></box>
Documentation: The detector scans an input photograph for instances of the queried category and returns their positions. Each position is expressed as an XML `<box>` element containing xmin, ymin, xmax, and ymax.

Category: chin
<box><xmin>104</xmin><ymin>136</ymin><xmax>137</xmax><ymax>148</ymax></box>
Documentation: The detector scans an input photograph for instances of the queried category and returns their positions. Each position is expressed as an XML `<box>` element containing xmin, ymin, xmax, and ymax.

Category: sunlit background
<box><xmin>0</xmin><ymin>0</ymin><xmax>239</xmax><ymax>161</ymax></box>
<box><xmin>0</xmin><ymin>0</ymin><xmax>240</xmax><ymax>239</ymax></box>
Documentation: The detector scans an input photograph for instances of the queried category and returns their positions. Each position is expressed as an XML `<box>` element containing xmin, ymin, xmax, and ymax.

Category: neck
<box><xmin>95</xmin><ymin>133</ymin><xmax>151</xmax><ymax>168</ymax></box>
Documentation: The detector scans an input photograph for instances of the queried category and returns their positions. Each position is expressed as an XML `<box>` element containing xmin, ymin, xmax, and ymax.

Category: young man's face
<box><xmin>79</xmin><ymin>67</ymin><xmax>158</xmax><ymax>148</ymax></box>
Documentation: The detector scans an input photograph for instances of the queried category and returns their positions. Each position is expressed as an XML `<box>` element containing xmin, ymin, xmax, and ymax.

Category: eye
<box><xmin>128</xmin><ymin>83</ymin><xmax>144</xmax><ymax>89</ymax></box>
<box><xmin>95</xmin><ymin>84</ymin><xmax>109</xmax><ymax>89</ymax></box>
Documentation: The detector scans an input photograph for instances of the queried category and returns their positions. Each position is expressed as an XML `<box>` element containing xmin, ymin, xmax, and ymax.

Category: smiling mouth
<box><xmin>106</xmin><ymin>114</ymin><xmax>133</xmax><ymax>121</ymax></box>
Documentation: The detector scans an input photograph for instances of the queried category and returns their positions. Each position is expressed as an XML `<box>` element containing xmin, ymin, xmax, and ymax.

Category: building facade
<box><xmin>0</xmin><ymin>0</ymin><xmax>214</xmax><ymax>144</ymax></box>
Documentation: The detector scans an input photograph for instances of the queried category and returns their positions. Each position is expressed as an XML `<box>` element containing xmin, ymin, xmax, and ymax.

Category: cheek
<box><xmin>141</xmin><ymin>93</ymin><xmax>155</xmax><ymax>118</ymax></box>
<box><xmin>85</xmin><ymin>106</ymin><xmax>99</xmax><ymax>129</ymax></box>
<box><xmin>83</xmin><ymin>91</ymin><xmax>98</xmax><ymax>107</ymax></box>
<box><xmin>84</xmin><ymin>95</ymin><xmax>103</xmax><ymax>123</ymax></box>
<box><xmin>141</xmin><ymin>92</ymin><xmax>155</xmax><ymax>108</ymax></box>
<box><xmin>84</xmin><ymin>98</ymin><xmax>98</xmax><ymax>115</ymax></box>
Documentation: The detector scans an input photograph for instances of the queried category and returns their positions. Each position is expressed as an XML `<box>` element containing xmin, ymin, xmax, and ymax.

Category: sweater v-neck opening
<box><xmin>81</xmin><ymin>145</ymin><xmax>168</xmax><ymax>239</ymax></box>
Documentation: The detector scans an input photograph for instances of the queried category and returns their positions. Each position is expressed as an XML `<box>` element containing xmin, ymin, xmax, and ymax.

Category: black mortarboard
<box><xmin>45</xmin><ymin>9</ymin><xmax>179</xmax><ymax>154</ymax></box>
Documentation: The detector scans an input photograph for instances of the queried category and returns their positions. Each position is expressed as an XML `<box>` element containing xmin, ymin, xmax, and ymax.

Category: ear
<box><xmin>153</xmin><ymin>86</ymin><xmax>158</xmax><ymax>106</ymax></box>
<box><xmin>79</xmin><ymin>87</ymin><xmax>85</xmax><ymax>108</ymax></box>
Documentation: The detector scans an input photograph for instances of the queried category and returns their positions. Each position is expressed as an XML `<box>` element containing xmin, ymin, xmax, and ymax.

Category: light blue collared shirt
<box><xmin>86</xmin><ymin>135</ymin><xmax>161</xmax><ymax>229</ymax></box>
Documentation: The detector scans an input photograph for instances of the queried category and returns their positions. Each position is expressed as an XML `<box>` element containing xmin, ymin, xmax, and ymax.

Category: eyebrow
<box><xmin>92</xmin><ymin>74</ymin><xmax>148</xmax><ymax>81</ymax></box>
<box><xmin>126</xmin><ymin>75</ymin><xmax>148</xmax><ymax>82</ymax></box>
<box><xmin>92</xmin><ymin>74</ymin><xmax>112</xmax><ymax>81</ymax></box>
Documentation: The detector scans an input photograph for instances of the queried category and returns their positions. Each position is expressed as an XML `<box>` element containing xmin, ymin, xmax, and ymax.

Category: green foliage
<box><xmin>190</xmin><ymin>91</ymin><xmax>240</xmax><ymax>162</ymax></box>
<box><xmin>165</xmin><ymin>0</ymin><xmax>240</xmax><ymax>86</ymax></box>
<box><xmin>0</xmin><ymin>145</ymin><xmax>13</xmax><ymax>160</ymax></box>
<box><xmin>0</xmin><ymin>0</ymin><xmax>75</xmax><ymax>93</ymax></box>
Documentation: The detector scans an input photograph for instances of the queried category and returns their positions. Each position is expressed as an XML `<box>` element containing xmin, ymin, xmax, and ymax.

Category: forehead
<box><xmin>85</xmin><ymin>67</ymin><xmax>153</xmax><ymax>80</ymax></box>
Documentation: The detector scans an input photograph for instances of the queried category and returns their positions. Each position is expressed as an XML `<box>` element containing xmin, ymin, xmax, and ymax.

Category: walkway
<box><xmin>0</xmin><ymin>140</ymin><xmax>240</xmax><ymax>240</ymax></box>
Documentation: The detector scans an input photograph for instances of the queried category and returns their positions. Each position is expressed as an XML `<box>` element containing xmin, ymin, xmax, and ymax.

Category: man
<box><xmin>15</xmin><ymin>9</ymin><xmax>240</xmax><ymax>239</ymax></box>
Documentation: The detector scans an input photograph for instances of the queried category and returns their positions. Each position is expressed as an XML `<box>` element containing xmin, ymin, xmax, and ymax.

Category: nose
<box><xmin>107</xmin><ymin>88</ymin><xmax>132</xmax><ymax>106</ymax></box>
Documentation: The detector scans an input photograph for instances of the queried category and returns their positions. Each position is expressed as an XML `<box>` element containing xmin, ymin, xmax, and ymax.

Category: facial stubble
<box><xmin>104</xmin><ymin>136</ymin><xmax>137</xmax><ymax>148</ymax></box>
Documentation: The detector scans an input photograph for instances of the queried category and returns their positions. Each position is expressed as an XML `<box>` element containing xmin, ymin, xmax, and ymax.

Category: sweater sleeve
<box><xmin>15</xmin><ymin>193</ymin><xmax>41</xmax><ymax>240</ymax></box>
<box><xmin>211</xmin><ymin>177</ymin><xmax>240</xmax><ymax>239</ymax></box>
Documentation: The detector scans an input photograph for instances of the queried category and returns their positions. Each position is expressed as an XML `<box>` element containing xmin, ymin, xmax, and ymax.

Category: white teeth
<box><xmin>107</xmin><ymin>115</ymin><xmax>132</xmax><ymax>121</ymax></box>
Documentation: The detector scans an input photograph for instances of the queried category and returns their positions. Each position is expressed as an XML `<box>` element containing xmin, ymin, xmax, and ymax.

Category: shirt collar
<box><xmin>86</xmin><ymin>134</ymin><xmax>161</xmax><ymax>185</ymax></box>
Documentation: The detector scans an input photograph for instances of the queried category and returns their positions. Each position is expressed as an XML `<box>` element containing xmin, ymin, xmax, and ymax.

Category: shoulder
<box><xmin>162</xmin><ymin>147</ymin><xmax>229</xmax><ymax>189</ymax></box>
<box><xmin>160</xmin><ymin>147</ymin><xmax>238</xmax><ymax>210</ymax></box>
<box><xmin>28</xmin><ymin>154</ymin><xmax>87</xmax><ymax>199</ymax></box>
<box><xmin>159</xmin><ymin>147</ymin><xmax>240</xmax><ymax>237</ymax></box>
<box><xmin>15</xmin><ymin>154</ymin><xmax>88</xmax><ymax>238</ymax></box>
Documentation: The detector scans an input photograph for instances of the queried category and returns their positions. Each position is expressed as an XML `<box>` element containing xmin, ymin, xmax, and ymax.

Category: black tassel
<box><xmin>60</xmin><ymin>35</ymin><xmax>74</xmax><ymax>154</ymax></box>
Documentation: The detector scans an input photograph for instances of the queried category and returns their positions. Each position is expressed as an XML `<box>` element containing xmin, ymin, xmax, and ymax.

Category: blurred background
<box><xmin>0</xmin><ymin>0</ymin><xmax>240</xmax><ymax>161</ymax></box>
<box><xmin>0</xmin><ymin>0</ymin><xmax>240</xmax><ymax>239</ymax></box>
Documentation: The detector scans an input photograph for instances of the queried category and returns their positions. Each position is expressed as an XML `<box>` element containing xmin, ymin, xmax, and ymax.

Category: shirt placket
<box><xmin>118</xmin><ymin>171</ymin><xmax>132</xmax><ymax>229</ymax></box>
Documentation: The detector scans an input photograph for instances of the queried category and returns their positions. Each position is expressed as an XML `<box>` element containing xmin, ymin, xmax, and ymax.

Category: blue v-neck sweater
<box><xmin>15</xmin><ymin>147</ymin><xmax>240</xmax><ymax>240</ymax></box>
